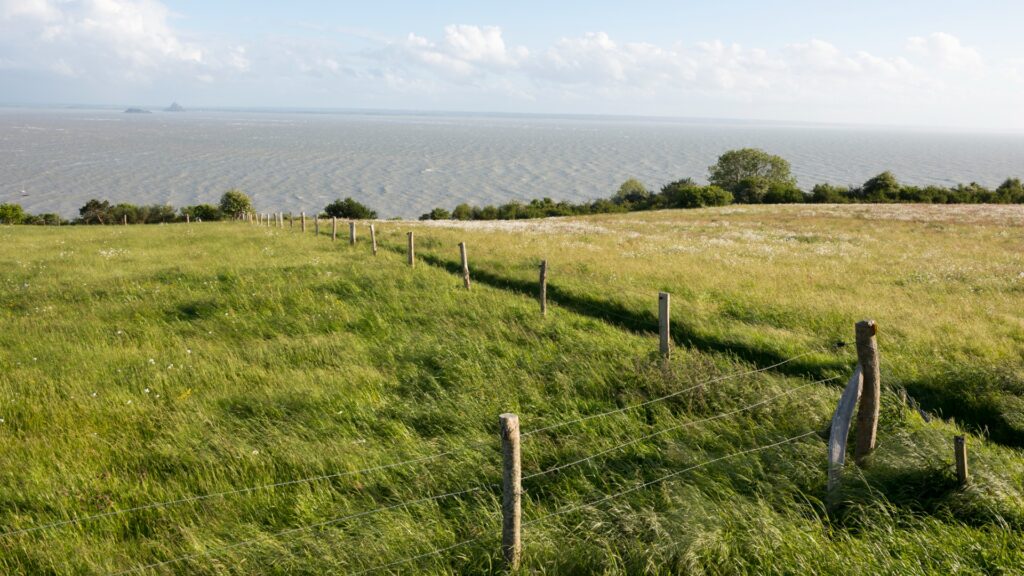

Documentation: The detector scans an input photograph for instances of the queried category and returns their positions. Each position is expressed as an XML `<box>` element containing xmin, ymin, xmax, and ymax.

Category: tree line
<box><xmin>417</xmin><ymin>148</ymin><xmax>1024</xmax><ymax>221</ymax></box>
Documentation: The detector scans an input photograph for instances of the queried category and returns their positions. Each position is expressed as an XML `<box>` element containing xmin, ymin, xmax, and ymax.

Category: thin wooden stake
<box><xmin>314</xmin><ymin>217</ymin><xmax>320</xmax><ymax>236</ymax></box>
<box><xmin>349</xmin><ymin>221</ymin><xmax>356</xmax><ymax>245</ymax></box>
<box><xmin>407</xmin><ymin>232</ymin><xmax>415</xmax><ymax>267</ymax></box>
<box><xmin>459</xmin><ymin>242</ymin><xmax>471</xmax><ymax>290</ymax></box>
<box><xmin>370</xmin><ymin>224</ymin><xmax>378</xmax><ymax>256</ymax></box>
<box><xmin>500</xmin><ymin>413</ymin><xmax>522</xmax><ymax>571</ymax></box>
<box><xmin>289</xmin><ymin>214</ymin><xmax>294</xmax><ymax>228</ymax></box>
<box><xmin>539</xmin><ymin>260</ymin><xmax>548</xmax><ymax>316</ymax></box>
<box><xmin>659</xmin><ymin>292</ymin><xmax>671</xmax><ymax>358</ymax></box>
<box><xmin>186</xmin><ymin>213</ymin><xmax>190</xmax><ymax>224</ymax></box>
<box><xmin>955</xmin><ymin>435</ymin><xmax>969</xmax><ymax>486</ymax></box>
<box><xmin>854</xmin><ymin>320</ymin><xmax>881</xmax><ymax>466</ymax></box>
<box><xmin>332</xmin><ymin>217</ymin><xmax>337</xmax><ymax>241</ymax></box>
<box><xmin>301</xmin><ymin>212</ymin><xmax>306</xmax><ymax>232</ymax></box>
<box><xmin>123</xmin><ymin>214</ymin><xmax>128</xmax><ymax>226</ymax></box>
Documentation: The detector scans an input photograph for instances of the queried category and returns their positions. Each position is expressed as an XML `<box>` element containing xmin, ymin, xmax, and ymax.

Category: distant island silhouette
<box><xmin>164</xmin><ymin>102</ymin><xmax>185</xmax><ymax>112</ymax></box>
<box><xmin>124</xmin><ymin>107</ymin><xmax>151</xmax><ymax>114</ymax></box>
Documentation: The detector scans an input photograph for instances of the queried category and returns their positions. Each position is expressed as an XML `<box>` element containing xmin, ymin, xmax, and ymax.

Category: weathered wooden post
<box><xmin>123</xmin><ymin>214</ymin><xmax>128</xmax><ymax>226</ymax></box>
<box><xmin>349</xmin><ymin>221</ymin><xmax>356</xmax><ymax>245</ymax></box>
<box><xmin>370</xmin><ymin>224</ymin><xmax>378</xmax><ymax>256</ymax></box>
<box><xmin>314</xmin><ymin>217</ymin><xmax>320</xmax><ymax>236</ymax></box>
<box><xmin>459</xmin><ymin>242</ymin><xmax>471</xmax><ymax>290</ymax></box>
<box><xmin>955</xmin><ymin>435</ymin><xmax>969</xmax><ymax>486</ymax></box>
<box><xmin>659</xmin><ymin>292</ymin><xmax>671</xmax><ymax>358</ymax></box>
<box><xmin>332</xmin><ymin>217</ymin><xmax>337</xmax><ymax>241</ymax></box>
<box><xmin>289</xmin><ymin>214</ymin><xmax>294</xmax><ymax>228</ymax></box>
<box><xmin>407</xmin><ymin>232</ymin><xmax>415</xmax><ymax>267</ymax></box>
<box><xmin>301</xmin><ymin>212</ymin><xmax>306</xmax><ymax>232</ymax></box>
<box><xmin>539</xmin><ymin>260</ymin><xmax>548</xmax><ymax>316</ymax></box>
<box><xmin>854</xmin><ymin>320</ymin><xmax>881</xmax><ymax>466</ymax></box>
<box><xmin>500</xmin><ymin>413</ymin><xmax>522</xmax><ymax>571</ymax></box>
<box><xmin>186</xmin><ymin>213</ymin><xmax>190</xmax><ymax>224</ymax></box>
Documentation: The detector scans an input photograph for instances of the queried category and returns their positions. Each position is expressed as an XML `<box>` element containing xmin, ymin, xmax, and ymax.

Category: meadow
<box><xmin>0</xmin><ymin>204</ymin><xmax>1022</xmax><ymax>575</ymax></box>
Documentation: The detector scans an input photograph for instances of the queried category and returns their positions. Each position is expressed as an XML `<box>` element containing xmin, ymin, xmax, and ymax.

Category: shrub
<box><xmin>324</xmin><ymin>197</ymin><xmax>377</xmax><ymax>219</ymax></box>
<box><xmin>613</xmin><ymin>178</ymin><xmax>651</xmax><ymax>205</ymax></box>
<box><xmin>810</xmin><ymin>184</ymin><xmax>851</xmax><ymax>203</ymax></box>
<box><xmin>219</xmin><ymin>189</ymin><xmax>253</xmax><ymax>218</ymax></box>
<box><xmin>182</xmin><ymin>204</ymin><xmax>222</xmax><ymax>221</ymax></box>
<box><xmin>763</xmin><ymin>183</ymin><xmax>806</xmax><ymax>204</ymax></box>
<box><xmin>0</xmin><ymin>203</ymin><xmax>26</xmax><ymax>224</ymax></box>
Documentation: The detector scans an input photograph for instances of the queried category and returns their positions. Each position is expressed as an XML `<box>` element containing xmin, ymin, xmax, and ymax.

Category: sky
<box><xmin>1</xmin><ymin>0</ymin><xmax>1023</xmax><ymax>130</ymax></box>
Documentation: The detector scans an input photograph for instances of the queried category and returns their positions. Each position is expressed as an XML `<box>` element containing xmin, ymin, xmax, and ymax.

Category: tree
<box><xmin>79</xmin><ymin>199</ymin><xmax>112</xmax><ymax>224</ymax></box>
<box><xmin>762</xmin><ymin>182</ymin><xmax>806</xmax><ymax>204</ymax></box>
<box><xmin>419</xmin><ymin>207</ymin><xmax>451</xmax><ymax>220</ymax></box>
<box><xmin>324</xmin><ymin>197</ymin><xmax>377</xmax><ymax>219</ymax></box>
<box><xmin>810</xmin><ymin>184</ymin><xmax>851</xmax><ymax>203</ymax></box>
<box><xmin>219</xmin><ymin>189</ymin><xmax>253</xmax><ymax>218</ymax></box>
<box><xmin>0</xmin><ymin>203</ymin><xmax>26</xmax><ymax>224</ymax></box>
<box><xmin>859</xmin><ymin>171</ymin><xmax>900</xmax><ymax>202</ymax></box>
<box><xmin>452</xmin><ymin>203</ymin><xmax>473</xmax><ymax>220</ymax></box>
<box><xmin>708</xmin><ymin>148</ymin><xmax>796</xmax><ymax>194</ymax></box>
<box><xmin>613</xmin><ymin>178</ymin><xmax>651</xmax><ymax>205</ymax></box>
<box><xmin>995</xmin><ymin>178</ymin><xmax>1024</xmax><ymax>203</ymax></box>
<box><xmin>182</xmin><ymin>204</ymin><xmax>222</xmax><ymax>221</ymax></box>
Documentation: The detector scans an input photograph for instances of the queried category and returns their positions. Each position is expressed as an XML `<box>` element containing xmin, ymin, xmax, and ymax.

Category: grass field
<box><xmin>1</xmin><ymin>205</ymin><xmax>1023</xmax><ymax>575</ymax></box>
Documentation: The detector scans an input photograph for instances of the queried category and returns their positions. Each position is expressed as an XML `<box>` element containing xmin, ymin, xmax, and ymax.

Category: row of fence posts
<box><xmin>242</xmin><ymin>213</ymin><xmax>973</xmax><ymax>567</ymax></box>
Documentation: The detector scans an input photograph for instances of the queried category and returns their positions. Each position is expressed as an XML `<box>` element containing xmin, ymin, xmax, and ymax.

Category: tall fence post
<box><xmin>407</xmin><ymin>232</ymin><xmax>415</xmax><ymax>267</ymax></box>
<box><xmin>370</xmin><ymin>224</ymin><xmax>378</xmax><ymax>256</ymax></box>
<box><xmin>186</xmin><ymin>213</ymin><xmax>190</xmax><ymax>224</ymax></box>
<box><xmin>123</xmin><ymin>214</ymin><xmax>128</xmax><ymax>226</ymax></box>
<box><xmin>500</xmin><ymin>413</ymin><xmax>522</xmax><ymax>571</ymax></box>
<box><xmin>350</xmin><ymin>221</ymin><xmax>357</xmax><ymax>245</ymax></box>
<box><xmin>301</xmin><ymin>212</ymin><xmax>306</xmax><ymax>233</ymax></box>
<box><xmin>955</xmin><ymin>435</ymin><xmax>969</xmax><ymax>486</ymax></box>
<box><xmin>315</xmin><ymin>217</ymin><xmax>320</xmax><ymax>237</ymax></box>
<box><xmin>539</xmin><ymin>260</ymin><xmax>548</xmax><ymax>316</ymax></box>
<box><xmin>854</xmin><ymin>320</ymin><xmax>881</xmax><ymax>466</ymax></box>
<box><xmin>659</xmin><ymin>292</ymin><xmax>671</xmax><ymax>358</ymax></box>
<box><xmin>459</xmin><ymin>242</ymin><xmax>471</xmax><ymax>290</ymax></box>
<box><xmin>332</xmin><ymin>217</ymin><xmax>337</xmax><ymax>241</ymax></box>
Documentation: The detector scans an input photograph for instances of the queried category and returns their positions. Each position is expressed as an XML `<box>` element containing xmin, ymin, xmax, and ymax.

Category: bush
<box><xmin>182</xmin><ymin>204</ymin><xmax>222</xmax><ymax>221</ymax></box>
<box><xmin>419</xmin><ymin>207</ymin><xmax>451</xmax><ymax>220</ymax></box>
<box><xmin>763</xmin><ymin>183</ymin><xmax>806</xmax><ymax>204</ymax></box>
<box><xmin>452</xmin><ymin>203</ymin><xmax>473</xmax><ymax>220</ymax></box>
<box><xmin>613</xmin><ymin>178</ymin><xmax>651</xmax><ymax>205</ymax></box>
<box><xmin>810</xmin><ymin>184</ymin><xmax>851</xmax><ymax>203</ymax></box>
<box><xmin>79</xmin><ymin>199</ymin><xmax>112</xmax><ymax>224</ymax></box>
<box><xmin>708</xmin><ymin>148</ymin><xmax>796</xmax><ymax>194</ymax></box>
<box><xmin>659</xmin><ymin>180</ymin><xmax>733</xmax><ymax>208</ymax></box>
<box><xmin>0</xmin><ymin>203</ymin><xmax>26</xmax><ymax>224</ymax></box>
<box><xmin>324</xmin><ymin>197</ymin><xmax>377</xmax><ymax>219</ymax></box>
<box><xmin>219</xmin><ymin>189</ymin><xmax>253</xmax><ymax>218</ymax></box>
<box><xmin>859</xmin><ymin>171</ymin><xmax>901</xmax><ymax>202</ymax></box>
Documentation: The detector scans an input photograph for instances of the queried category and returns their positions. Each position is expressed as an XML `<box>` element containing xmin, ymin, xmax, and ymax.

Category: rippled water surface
<box><xmin>2</xmin><ymin>108</ymin><xmax>1023</xmax><ymax>218</ymax></box>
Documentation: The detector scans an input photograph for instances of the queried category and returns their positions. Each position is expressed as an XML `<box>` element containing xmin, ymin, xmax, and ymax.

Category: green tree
<box><xmin>763</xmin><ymin>182</ymin><xmax>806</xmax><ymax>204</ymax></box>
<box><xmin>613</xmin><ymin>178</ymin><xmax>651</xmax><ymax>205</ymax></box>
<box><xmin>0</xmin><ymin>203</ymin><xmax>26</xmax><ymax>224</ymax></box>
<box><xmin>324</xmin><ymin>197</ymin><xmax>377</xmax><ymax>219</ymax></box>
<box><xmin>859</xmin><ymin>171</ymin><xmax>901</xmax><ymax>202</ymax></box>
<box><xmin>708</xmin><ymin>148</ymin><xmax>796</xmax><ymax>194</ymax></box>
<box><xmin>810</xmin><ymin>184</ymin><xmax>851</xmax><ymax>203</ymax></box>
<box><xmin>995</xmin><ymin>178</ymin><xmax>1024</xmax><ymax>203</ymax></box>
<box><xmin>79</xmin><ymin>199</ymin><xmax>112</xmax><ymax>224</ymax></box>
<box><xmin>452</xmin><ymin>203</ymin><xmax>473</xmax><ymax>220</ymax></box>
<box><xmin>182</xmin><ymin>204</ymin><xmax>222</xmax><ymax>221</ymax></box>
<box><xmin>219</xmin><ymin>189</ymin><xmax>253</xmax><ymax>218</ymax></box>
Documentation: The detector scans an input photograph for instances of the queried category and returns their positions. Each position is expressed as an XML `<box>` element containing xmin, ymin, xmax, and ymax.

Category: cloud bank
<box><xmin>1</xmin><ymin>0</ymin><xmax>1021</xmax><ymax>129</ymax></box>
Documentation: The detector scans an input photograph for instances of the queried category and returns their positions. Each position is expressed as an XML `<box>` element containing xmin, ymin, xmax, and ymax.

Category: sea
<box><xmin>2</xmin><ymin>107</ymin><xmax>1023</xmax><ymax>219</ymax></box>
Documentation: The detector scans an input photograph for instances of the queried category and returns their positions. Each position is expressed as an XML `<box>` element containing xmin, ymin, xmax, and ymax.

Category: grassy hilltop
<box><xmin>1</xmin><ymin>205</ymin><xmax>1023</xmax><ymax>575</ymax></box>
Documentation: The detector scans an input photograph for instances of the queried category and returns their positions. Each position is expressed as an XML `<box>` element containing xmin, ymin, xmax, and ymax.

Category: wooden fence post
<box><xmin>954</xmin><ymin>435</ymin><xmax>969</xmax><ymax>486</ymax></box>
<box><xmin>370</xmin><ymin>224</ymin><xmax>378</xmax><ymax>256</ymax></box>
<box><xmin>659</xmin><ymin>292</ymin><xmax>671</xmax><ymax>358</ymax></box>
<box><xmin>854</xmin><ymin>320</ymin><xmax>881</xmax><ymax>466</ymax></box>
<box><xmin>315</xmin><ymin>217</ymin><xmax>320</xmax><ymax>236</ymax></box>
<box><xmin>407</xmin><ymin>232</ymin><xmax>415</xmax><ymax>267</ymax></box>
<box><xmin>500</xmin><ymin>413</ymin><xmax>522</xmax><ymax>571</ymax></box>
<box><xmin>350</xmin><ymin>221</ymin><xmax>357</xmax><ymax>245</ymax></box>
<box><xmin>539</xmin><ymin>260</ymin><xmax>548</xmax><ymax>316</ymax></box>
<box><xmin>301</xmin><ymin>212</ymin><xmax>306</xmax><ymax>232</ymax></box>
<box><xmin>186</xmin><ymin>213</ymin><xmax>190</xmax><ymax>224</ymax></box>
<box><xmin>123</xmin><ymin>214</ymin><xmax>128</xmax><ymax>226</ymax></box>
<box><xmin>289</xmin><ymin>214</ymin><xmax>294</xmax><ymax>228</ymax></box>
<box><xmin>459</xmin><ymin>242</ymin><xmax>471</xmax><ymax>290</ymax></box>
<box><xmin>332</xmin><ymin>217</ymin><xmax>337</xmax><ymax>241</ymax></box>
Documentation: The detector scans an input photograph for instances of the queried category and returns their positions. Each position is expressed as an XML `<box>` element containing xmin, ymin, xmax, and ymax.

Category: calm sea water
<box><xmin>2</xmin><ymin>108</ymin><xmax>1023</xmax><ymax>218</ymax></box>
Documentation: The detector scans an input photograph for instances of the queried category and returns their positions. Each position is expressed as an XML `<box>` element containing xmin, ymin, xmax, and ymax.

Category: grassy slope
<box><xmin>0</xmin><ymin>207</ymin><xmax>1021</xmax><ymax>575</ymax></box>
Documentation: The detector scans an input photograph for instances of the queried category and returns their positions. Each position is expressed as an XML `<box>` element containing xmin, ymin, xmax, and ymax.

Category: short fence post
<box><xmin>407</xmin><ymin>232</ymin><xmax>415</xmax><ymax>267</ymax></box>
<box><xmin>315</xmin><ymin>217</ymin><xmax>320</xmax><ymax>236</ymax></box>
<box><xmin>539</xmin><ymin>260</ymin><xmax>548</xmax><ymax>316</ymax></box>
<box><xmin>500</xmin><ymin>413</ymin><xmax>522</xmax><ymax>571</ymax></box>
<box><xmin>854</xmin><ymin>320</ymin><xmax>881</xmax><ymax>467</ymax></box>
<box><xmin>459</xmin><ymin>242</ymin><xmax>471</xmax><ymax>290</ymax></box>
<box><xmin>370</xmin><ymin>224</ymin><xmax>378</xmax><ymax>256</ymax></box>
<box><xmin>289</xmin><ymin>214</ymin><xmax>294</xmax><ymax>228</ymax></box>
<box><xmin>332</xmin><ymin>217</ymin><xmax>337</xmax><ymax>241</ymax></box>
<box><xmin>955</xmin><ymin>435</ymin><xmax>969</xmax><ymax>486</ymax></box>
<box><xmin>350</xmin><ymin>221</ymin><xmax>357</xmax><ymax>245</ymax></box>
<box><xmin>301</xmin><ymin>212</ymin><xmax>306</xmax><ymax>232</ymax></box>
<box><xmin>659</xmin><ymin>292</ymin><xmax>671</xmax><ymax>358</ymax></box>
<box><xmin>123</xmin><ymin>214</ymin><xmax>128</xmax><ymax>226</ymax></box>
<box><xmin>186</xmin><ymin>213</ymin><xmax>190</xmax><ymax>224</ymax></box>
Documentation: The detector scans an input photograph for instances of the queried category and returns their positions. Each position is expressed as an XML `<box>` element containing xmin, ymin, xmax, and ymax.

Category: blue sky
<box><xmin>2</xmin><ymin>0</ymin><xmax>1023</xmax><ymax>129</ymax></box>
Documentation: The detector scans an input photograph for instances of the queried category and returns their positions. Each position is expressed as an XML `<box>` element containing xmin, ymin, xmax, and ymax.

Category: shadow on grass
<box><xmin>407</xmin><ymin>248</ymin><xmax>846</xmax><ymax>381</ymax></box>
<box><xmin>903</xmin><ymin>379</ymin><xmax>1024</xmax><ymax>449</ymax></box>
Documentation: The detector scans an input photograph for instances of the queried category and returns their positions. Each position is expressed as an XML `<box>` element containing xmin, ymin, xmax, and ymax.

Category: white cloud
<box><xmin>906</xmin><ymin>32</ymin><xmax>983</xmax><ymax>70</ymax></box>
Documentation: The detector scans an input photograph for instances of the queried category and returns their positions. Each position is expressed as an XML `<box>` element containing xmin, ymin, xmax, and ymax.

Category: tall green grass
<box><xmin>0</xmin><ymin>211</ymin><xmax>1022</xmax><ymax>575</ymax></box>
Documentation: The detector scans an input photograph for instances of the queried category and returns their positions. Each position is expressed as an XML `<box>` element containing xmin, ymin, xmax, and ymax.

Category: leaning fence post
<box><xmin>854</xmin><ymin>320</ymin><xmax>881</xmax><ymax>466</ymax></box>
<box><xmin>350</xmin><ymin>221</ymin><xmax>357</xmax><ymax>245</ymax></box>
<box><xmin>459</xmin><ymin>242</ymin><xmax>471</xmax><ymax>290</ymax></box>
<box><xmin>407</xmin><ymin>232</ymin><xmax>415</xmax><ymax>267</ymax></box>
<box><xmin>500</xmin><ymin>413</ymin><xmax>522</xmax><ymax>571</ymax></box>
<box><xmin>539</xmin><ymin>260</ymin><xmax>548</xmax><ymax>316</ymax></box>
<box><xmin>659</xmin><ymin>292</ymin><xmax>671</xmax><ymax>358</ymax></box>
<box><xmin>370</xmin><ymin>224</ymin><xmax>378</xmax><ymax>256</ymax></box>
<box><xmin>955</xmin><ymin>435</ymin><xmax>969</xmax><ymax>486</ymax></box>
<box><xmin>332</xmin><ymin>217</ymin><xmax>337</xmax><ymax>241</ymax></box>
